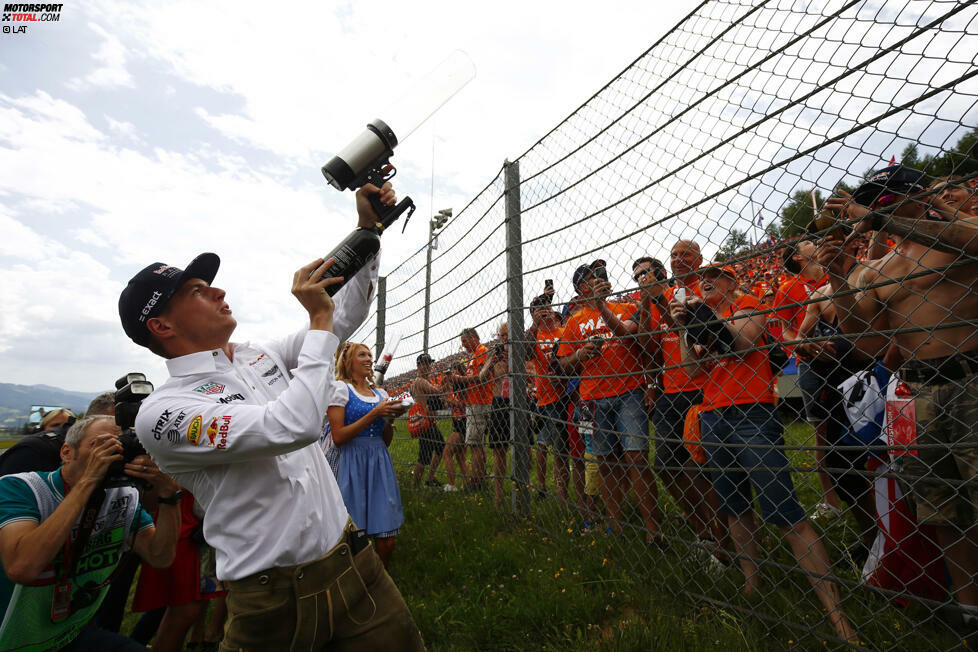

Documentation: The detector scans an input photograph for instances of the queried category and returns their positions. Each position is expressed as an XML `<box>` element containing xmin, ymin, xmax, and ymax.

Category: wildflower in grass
<box><xmin>602</xmin><ymin>558</ymin><xmax>608</xmax><ymax>567</ymax></box>
<box><xmin>561</xmin><ymin>588</ymin><xmax>566</xmax><ymax>593</ymax></box>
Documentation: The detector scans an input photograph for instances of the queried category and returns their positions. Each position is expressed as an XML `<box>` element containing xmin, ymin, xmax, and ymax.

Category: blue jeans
<box><xmin>591</xmin><ymin>389</ymin><xmax>649</xmax><ymax>457</ymax></box>
<box><xmin>699</xmin><ymin>403</ymin><xmax>805</xmax><ymax>526</ymax></box>
<box><xmin>535</xmin><ymin>401</ymin><xmax>569</xmax><ymax>455</ymax></box>
<box><xmin>651</xmin><ymin>390</ymin><xmax>703</xmax><ymax>470</ymax></box>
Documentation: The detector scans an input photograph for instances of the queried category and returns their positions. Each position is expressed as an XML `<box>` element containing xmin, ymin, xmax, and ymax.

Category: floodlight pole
<box><xmin>423</xmin><ymin>209</ymin><xmax>451</xmax><ymax>354</ymax></box>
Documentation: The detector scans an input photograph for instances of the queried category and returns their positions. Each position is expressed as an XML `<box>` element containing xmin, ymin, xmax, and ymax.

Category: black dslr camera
<box><xmin>104</xmin><ymin>373</ymin><xmax>153</xmax><ymax>488</ymax></box>
<box><xmin>684</xmin><ymin>304</ymin><xmax>735</xmax><ymax>355</ymax></box>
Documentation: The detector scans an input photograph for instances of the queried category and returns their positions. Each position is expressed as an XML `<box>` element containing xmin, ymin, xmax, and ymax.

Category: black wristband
<box><xmin>157</xmin><ymin>489</ymin><xmax>186</xmax><ymax>505</ymax></box>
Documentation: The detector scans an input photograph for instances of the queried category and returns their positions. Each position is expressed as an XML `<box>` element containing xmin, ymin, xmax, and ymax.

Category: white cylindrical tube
<box><xmin>382</xmin><ymin>50</ymin><xmax>476</xmax><ymax>144</ymax></box>
<box><xmin>375</xmin><ymin>331</ymin><xmax>402</xmax><ymax>376</ymax></box>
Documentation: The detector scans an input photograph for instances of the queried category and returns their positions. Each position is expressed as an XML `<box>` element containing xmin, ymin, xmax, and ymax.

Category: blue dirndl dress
<box><xmin>330</xmin><ymin>384</ymin><xmax>403</xmax><ymax>538</ymax></box>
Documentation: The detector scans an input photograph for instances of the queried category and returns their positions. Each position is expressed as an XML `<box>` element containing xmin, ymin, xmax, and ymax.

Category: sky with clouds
<box><xmin>0</xmin><ymin>0</ymin><xmax>704</xmax><ymax>392</ymax></box>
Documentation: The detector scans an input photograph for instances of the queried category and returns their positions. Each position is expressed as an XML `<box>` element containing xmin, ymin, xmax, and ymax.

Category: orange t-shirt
<box><xmin>650</xmin><ymin>282</ymin><xmax>708</xmax><ymax>394</ymax></box>
<box><xmin>556</xmin><ymin>302</ymin><xmax>644</xmax><ymax>401</ymax></box>
<box><xmin>464</xmin><ymin>344</ymin><xmax>494</xmax><ymax>405</ymax></box>
<box><xmin>701</xmin><ymin>294</ymin><xmax>775</xmax><ymax>411</ymax></box>
<box><xmin>533</xmin><ymin>325</ymin><xmax>564</xmax><ymax>406</ymax></box>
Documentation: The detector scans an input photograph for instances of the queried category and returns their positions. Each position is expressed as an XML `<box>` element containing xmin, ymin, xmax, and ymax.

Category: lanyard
<box><xmin>51</xmin><ymin>486</ymin><xmax>106</xmax><ymax>622</ymax></box>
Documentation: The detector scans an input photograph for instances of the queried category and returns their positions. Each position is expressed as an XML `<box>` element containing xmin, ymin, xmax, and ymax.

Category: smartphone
<box><xmin>652</xmin><ymin>261</ymin><xmax>668</xmax><ymax>282</ymax></box>
<box><xmin>673</xmin><ymin>287</ymin><xmax>687</xmax><ymax>304</ymax></box>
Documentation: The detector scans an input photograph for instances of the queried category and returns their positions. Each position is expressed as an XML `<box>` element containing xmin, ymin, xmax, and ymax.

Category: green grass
<box><xmin>385</xmin><ymin>418</ymin><xmax>967</xmax><ymax>650</ymax></box>
<box><xmin>390</xmin><ymin>485</ymin><xmax>767</xmax><ymax>651</ymax></box>
<box><xmin>113</xmin><ymin>418</ymin><xmax>965</xmax><ymax>650</ymax></box>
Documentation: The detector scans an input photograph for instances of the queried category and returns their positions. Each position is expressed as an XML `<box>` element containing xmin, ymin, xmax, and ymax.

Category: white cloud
<box><xmin>65</xmin><ymin>22</ymin><xmax>134</xmax><ymax>90</ymax></box>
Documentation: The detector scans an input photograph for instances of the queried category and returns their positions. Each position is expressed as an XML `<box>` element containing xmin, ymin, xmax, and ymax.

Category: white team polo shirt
<box><xmin>134</xmin><ymin>261</ymin><xmax>378</xmax><ymax>581</ymax></box>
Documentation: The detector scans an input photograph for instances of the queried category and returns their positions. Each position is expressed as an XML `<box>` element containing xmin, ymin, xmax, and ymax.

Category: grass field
<box><xmin>99</xmin><ymin>418</ymin><xmax>968</xmax><ymax>649</ymax></box>
<box><xmin>382</xmin><ymin>418</ymin><xmax>966</xmax><ymax>650</ymax></box>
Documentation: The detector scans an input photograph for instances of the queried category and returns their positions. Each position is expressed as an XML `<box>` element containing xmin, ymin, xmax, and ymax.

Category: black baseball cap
<box><xmin>571</xmin><ymin>259</ymin><xmax>607</xmax><ymax>290</ymax></box>
<box><xmin>852</xmin><ymin>165</ymin><xmax>927</xmax><ymax>206</ymax></box>
<box><xmin>119</xmin><ymin>253</ymin><xmax>220</xmax><ymax>347</ymax></box>
<box><xmin>416</xmin><ymin>353</ymin><xmax>434</xmax><ymax>366</ymax></box>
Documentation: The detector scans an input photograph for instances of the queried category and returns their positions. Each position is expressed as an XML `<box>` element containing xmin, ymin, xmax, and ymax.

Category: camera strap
<box><xmin>51</xmin><ymin>486</ymin><xmax>105</xmax><ymax>622</ymax></box>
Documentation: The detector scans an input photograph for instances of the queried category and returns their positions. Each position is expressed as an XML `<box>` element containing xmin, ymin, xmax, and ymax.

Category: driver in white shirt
<box><xmin>118</xmin><ymin>183</ymin><xmax>424</xmax><ymax>651</ymax></box>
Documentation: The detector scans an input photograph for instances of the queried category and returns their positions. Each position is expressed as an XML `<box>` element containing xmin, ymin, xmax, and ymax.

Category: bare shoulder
<box><xmin>853</xmin><ymin>254</ymin><xmax>887</xmax><ymax>288</ymax></box>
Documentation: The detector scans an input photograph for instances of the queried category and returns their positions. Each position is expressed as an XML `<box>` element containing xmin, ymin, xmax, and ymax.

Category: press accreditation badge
<box><xmin>885</xmin><ymin>377</ymin><xmax>917</xmax><ymax>457</ymax></box>
<box><xmin>51</xmin><ymin>580</ymin><xmax>71</xmax><ymax>621</ymax></box>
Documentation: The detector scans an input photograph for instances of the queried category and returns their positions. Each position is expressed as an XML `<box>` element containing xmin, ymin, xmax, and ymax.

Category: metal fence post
<box><xmin>504</xmin><ymin>159</ymin><xmax>530</xmax><ymax>515</ymax></box>
<box><xmin>376</xmin><ymin>275</ymin><xmax>386</xmax><ymax>359</ymax></box>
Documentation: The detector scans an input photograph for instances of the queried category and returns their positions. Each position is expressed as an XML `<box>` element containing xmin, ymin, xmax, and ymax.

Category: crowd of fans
<box><xmin>380</xmin><ymin>166</ymin><xmax>978</xmax><ymax>643</ymax></box>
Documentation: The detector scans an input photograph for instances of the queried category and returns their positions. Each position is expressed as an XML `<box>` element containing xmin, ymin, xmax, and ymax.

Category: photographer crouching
<box><xmin>0</xmin><ymin>414</ymin><xmax>181</xmax><ymax>651</ymax></box>
<box><xmin>119</xmin><ymin>183</ymin><xmax>424</xmax><ymax>651</ymax></box>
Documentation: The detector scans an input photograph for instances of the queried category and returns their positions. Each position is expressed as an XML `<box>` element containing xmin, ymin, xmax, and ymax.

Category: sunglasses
<box><xmin>632</xmin><ymin>269</ymin><xmax>651</xmax><ymax>283</ymax></box>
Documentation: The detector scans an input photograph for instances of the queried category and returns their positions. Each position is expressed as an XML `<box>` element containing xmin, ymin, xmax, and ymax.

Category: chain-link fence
<box><xmin>338</xmin><ymin>0</ymin><xmax>978</xmax><ymax>646</ymax></box>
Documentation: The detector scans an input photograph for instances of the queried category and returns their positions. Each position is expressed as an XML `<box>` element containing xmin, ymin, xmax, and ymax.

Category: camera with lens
<box><xmin>105</xmin><ymin>372</ymin><xmax>153</xmax><ymax>488</ymax></box>
<box><xmin>683</xmin><ymin>304</ymin><xmax>735</xmax><ymax>355</ymax></box>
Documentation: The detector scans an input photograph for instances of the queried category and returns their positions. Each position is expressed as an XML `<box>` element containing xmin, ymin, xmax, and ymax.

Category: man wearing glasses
<box><xmin>818</xmin><ymin>164</ymin><xmax>978</xmax><ymax>626</ymax></box>
<box><xmin>557</xmin><ymin>260</ymin><xmax>662</xmax><ymax>544</ymax></box>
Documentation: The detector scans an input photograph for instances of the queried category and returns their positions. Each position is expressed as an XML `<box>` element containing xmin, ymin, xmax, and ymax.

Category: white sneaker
<box><xmin>691</xmin><ymin>541</ymin><xmax>727</xmax><ymax>576</ymax></box>
<box><xmin>443</xmin><ymin>484</ymin><xmax>459</xmax><ymax>493</ymax></box>
<box><xmin>809</xmin><ymin>502</ymin><xmax>843</xmax><ymax>522</ymax></box>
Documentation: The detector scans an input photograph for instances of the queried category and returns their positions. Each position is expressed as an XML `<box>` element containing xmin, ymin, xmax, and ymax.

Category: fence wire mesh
<box><xmin>336</xmin><ymin>0</ymin><xmax>978</xmax><ymax>646</ymax></box>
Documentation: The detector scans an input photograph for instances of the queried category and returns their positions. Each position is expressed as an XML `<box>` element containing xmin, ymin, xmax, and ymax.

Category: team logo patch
<box><xmin>205</xmin><ymin>416</ymin><xmax>232</xmax><ymax>448</ymax></box>
<box><xmin>206</xmin><ymin>417</ymin><xmax>219</xmax><ymax>446</ymax></box>
<box><xmin>193</xmin><ymin>382</ymin><xmax>225</xmax><ymax>395</ymax></box>
<box><xmin>251</xmin><ymin>353</ymin><xmax>284</xmax><ymax>386</ymax></box>
<box><xmin>186</xmin><ymin>415</ymin><xmax>203</xmax><ymax>445</ymax></box>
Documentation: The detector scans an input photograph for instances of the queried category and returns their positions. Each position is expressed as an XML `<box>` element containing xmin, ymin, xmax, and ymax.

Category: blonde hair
<box><xmin>40</xmin><ymin>408</ymin><xmax>75</xmax><ymax>430</ymax></box>
<box><xmin>335</xmin><ymin>342</ymin><xmax>376</xmax><ymax>386</ymax></box>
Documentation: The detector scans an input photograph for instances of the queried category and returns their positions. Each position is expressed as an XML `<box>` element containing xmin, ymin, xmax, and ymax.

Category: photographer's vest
<box><xmin>0</xmin><ymin>469</ymin><xmax>144</xmax><ymax>652</ymax></box>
